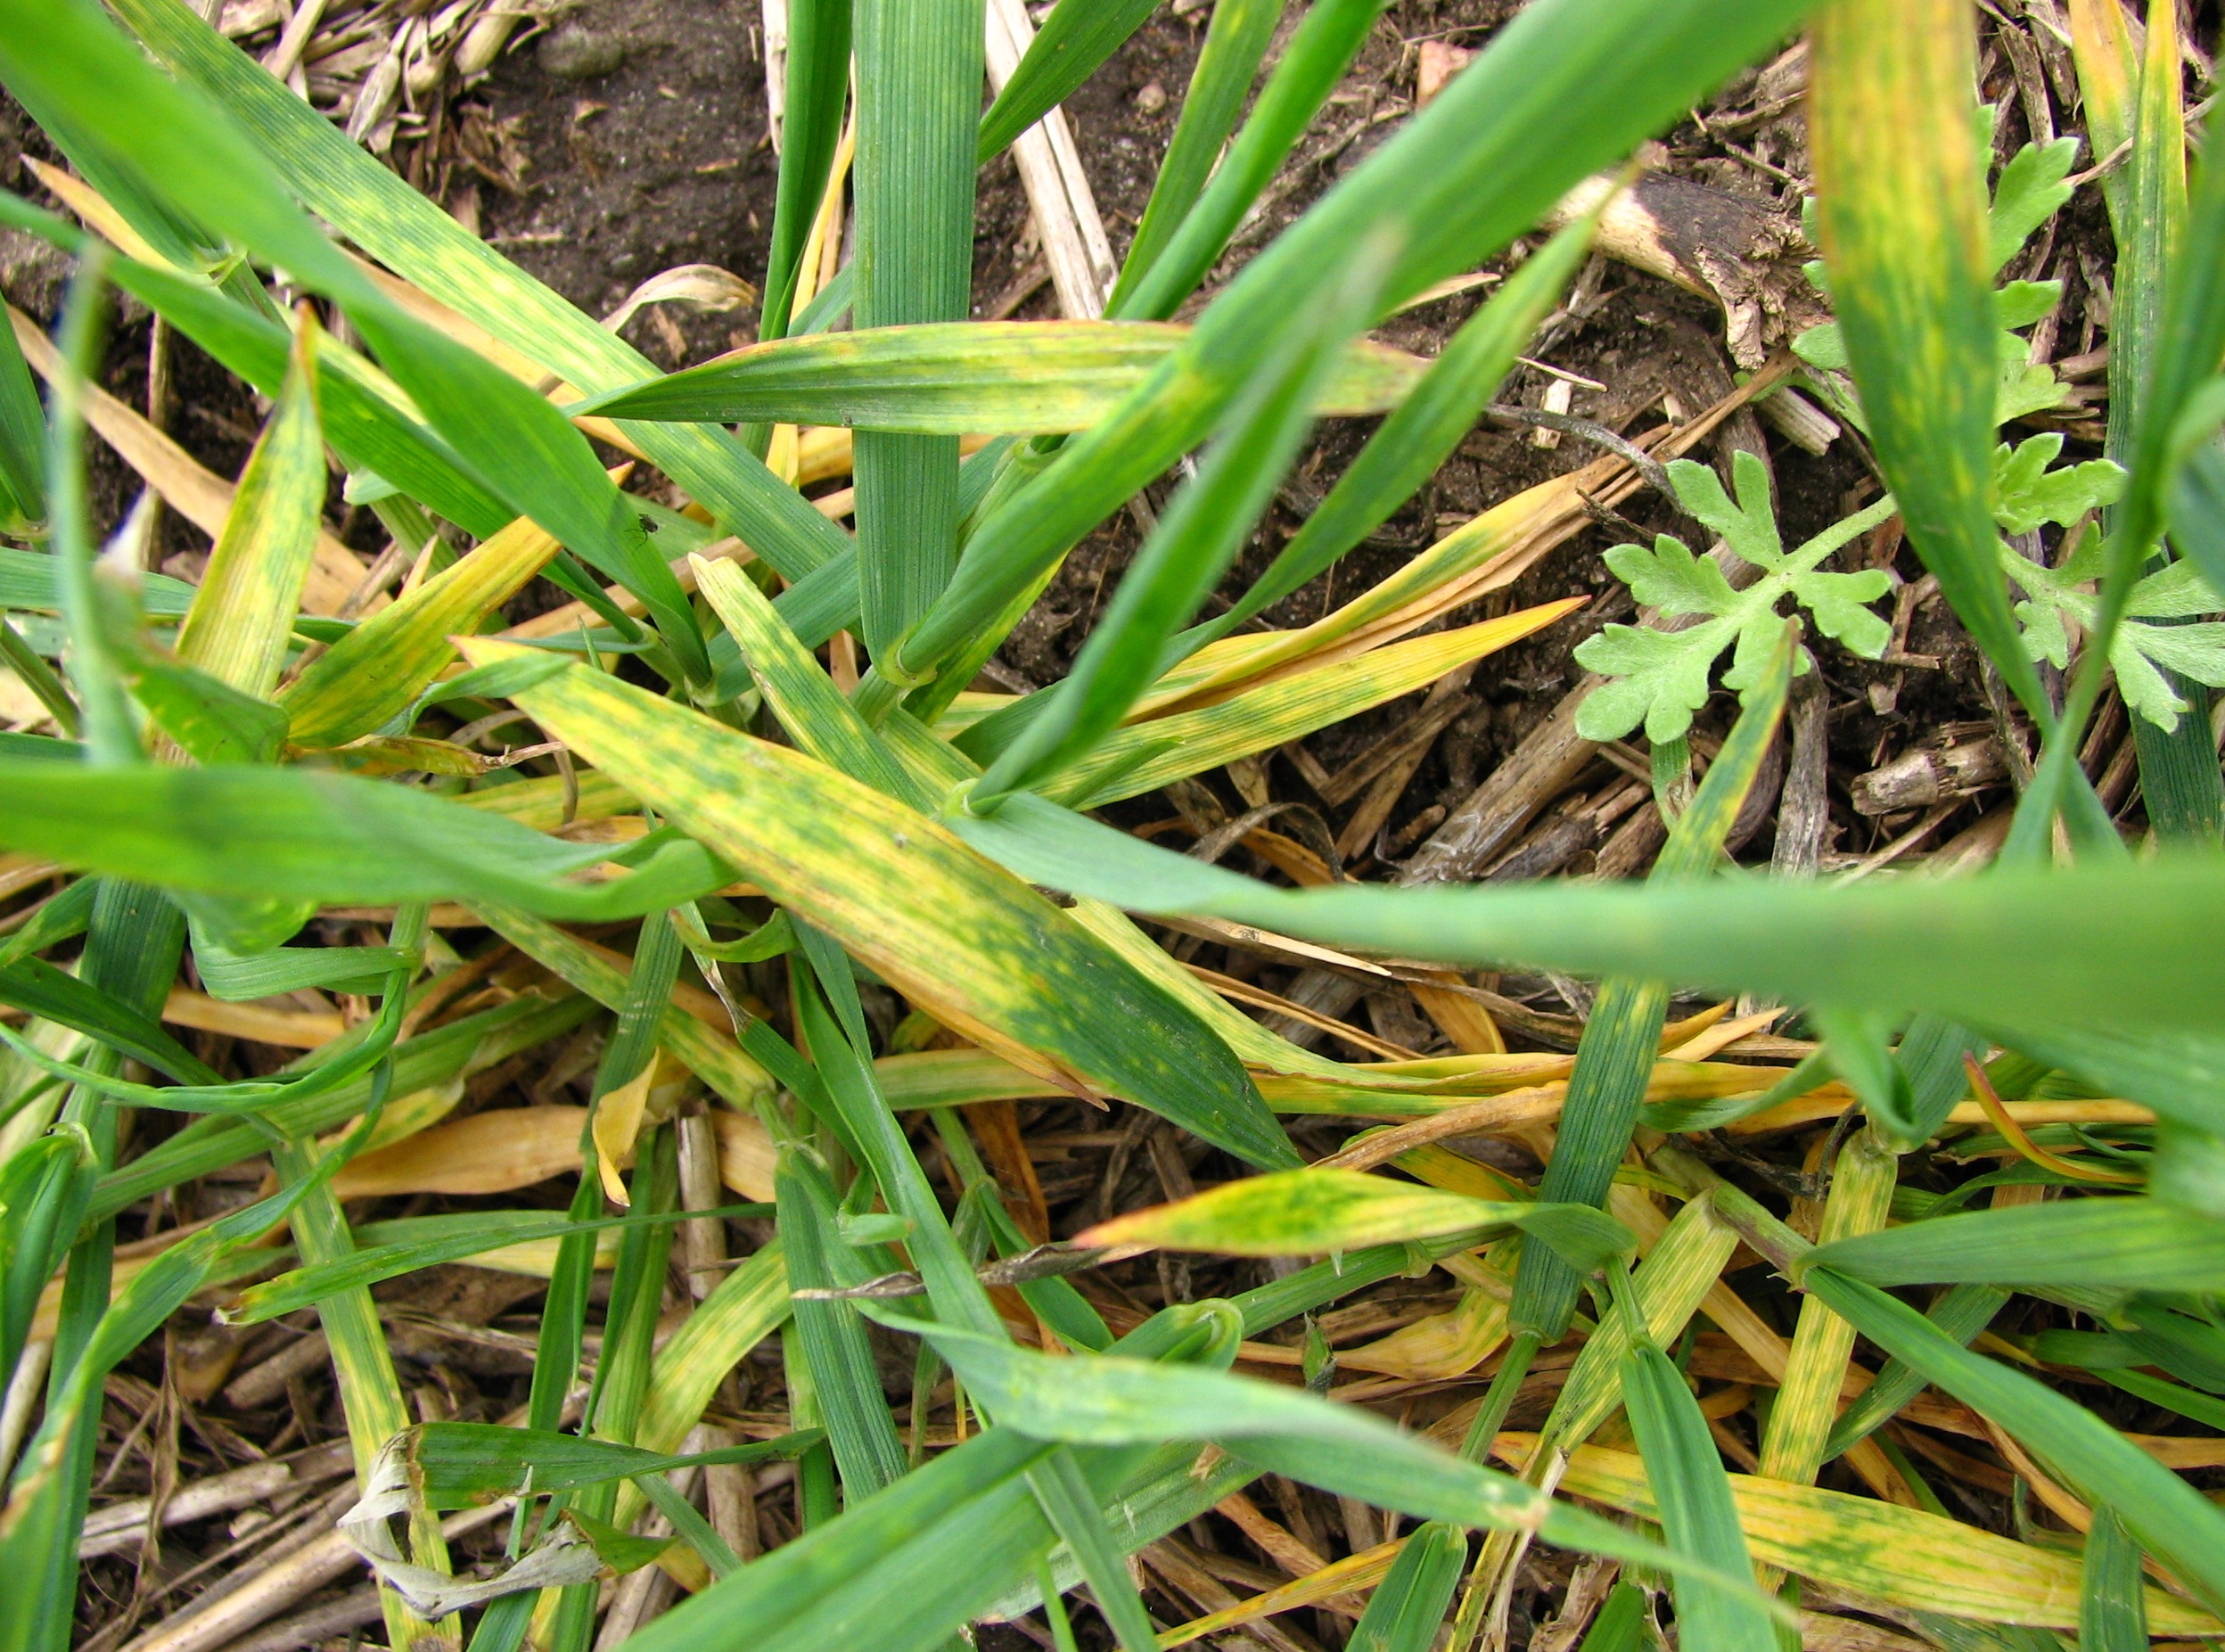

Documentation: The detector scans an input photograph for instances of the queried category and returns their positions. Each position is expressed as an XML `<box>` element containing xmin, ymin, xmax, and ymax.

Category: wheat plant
<box><xmin>0</xmin><ymin>0</ymin><xmax>2221</xmax><ymax>1648</ymax></box>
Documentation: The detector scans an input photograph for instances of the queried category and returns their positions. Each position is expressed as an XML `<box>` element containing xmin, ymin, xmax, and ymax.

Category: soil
<box><xmin>467</xmin><ymin>0</ymin><xmax>780</xmax><ymax>360</ymax></box>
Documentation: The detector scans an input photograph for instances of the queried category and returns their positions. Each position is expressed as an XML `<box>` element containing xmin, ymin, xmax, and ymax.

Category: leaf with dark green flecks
<box><xmin>1807</xmin><ymin>0</ymin><xmax>2043</xmax><ymax>716</ymax></box>
<box><xmin>1802</xmin><ymin>1261</ymin><xmax>2225</xmax><ymax>1619</ymax></box>
<box><xmin>168</xmin><ymin>311</ymin><xmax>323</xmax><ymax>700</ymax></box>
<box><xmin>1522</xmin><ymin>1432</ymin><xmax>2214</xmax><ymax>1635</ymax></box>
<box><xmin>281</xmin><ymin>514</ymin><xmax>562</xmax><ymax>748</ymax></box>
<box><xmin>470</xmin><ymin>904</ymin><xmax>773</xmax><ymax>1109</ymax></box>
<box><xmin>1529</xmin><ymin>1190</ymin><xmax>1743</xmax><ymax>1459</ymax></box>
<box><xmin>989</xmin><ymin>602</ymin><xmax>1582</xmax><ymax>808</ymax></box>
<box><xmin>1076</xmin><ymin>1168</ymin><xmax>1631</xmax><ymax>1275</ymax></box>
<box><xmin>474</xmin><ymin>641</ymin><xmax>1297</xmax><ymax>1171</ymax></box>
<box><xmin>693</xmin><ymin>555</ymin><xmax>928</xmax><ymax>808</ymax></box>
<box><xmin>575</xmin><ymin>322</ymin><xmax>1426</xmax><ymax>433</ymax></box>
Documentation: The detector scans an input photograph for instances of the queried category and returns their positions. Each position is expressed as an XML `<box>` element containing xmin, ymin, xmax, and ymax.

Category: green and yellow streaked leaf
<box><xmin>172</xmin><ymin>315</ymin><xmax>325</xmax><ymax>700</ymax></box>
<box><xmin>1753</xmin><ymin>1127</ymin><xmax>1896</xmax><ymax>1595</ymax></box>
<box><xmin>1528</xmin><ymin>1189</ymin><xmax>1741</xmax><ymax>1451</ymax></box>
<box><xmin>1078</xmin><ymin>1167</ymin><xmax>1632</xmax><ymax>1269</ymax></box>
<box><xmin>474</xmin><ymin>641</ymin><xmax>1301</xmax><ymax>1170</ymax></box>
<box><xmin>1808</xmin><ymin>0</ymin><xmax>2043</xmax><ymax>712</ymax></box>
<box><xmin>1131</xmin><ymin>458</ymin><xmax>1625</xmax><ymax>715</ymax></box>
<box><xmin>608</xmin><ymin>1240</ymin><xmax>790</xmax><ymax>1532</ymax></box>
<box><xmin>1022</xmin><ymin>600</ymin><xmax>1582</xmax><ymax>807</ymax></box>
<box><xmin>693</xmin><ymin>554</ymin><xmax>929</xmax><ymax>808</ymax></box>
<box><xmin>282</xmin><ymin>514</ymin><xmax>562</xmax><ymax>749</ymax></box>
<box><xmin>456</xmin><ymin>768</ymin><xmax>636</xmax><ymax>831</ymax></box>
<box><xmin>577</xmin><ymin>322</ymin><xmax>1428</xmax><ymax>435</ymax></box>
<box><xmin>2065</xmin><ymin>0</ymin><xmax>2137</xmax><ymax>179</ymax></box>
<box><xmin>1495</xmin><ymin>1436</ymin><xmax>2219</xmax><ymax>1634</ymax></box>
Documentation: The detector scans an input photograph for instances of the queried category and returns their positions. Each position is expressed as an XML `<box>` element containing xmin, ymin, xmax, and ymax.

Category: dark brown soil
<box><xmin>468</xmin><ymin>0</ymin><xmax>782</xmax><ymax>366</ymax></box>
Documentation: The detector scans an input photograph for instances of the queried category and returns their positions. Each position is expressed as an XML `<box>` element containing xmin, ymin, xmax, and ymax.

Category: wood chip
<box><xmin>982</xmin><ymin>0</ymin><xmax>1118</xmax><ymax>318</ymax></box>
